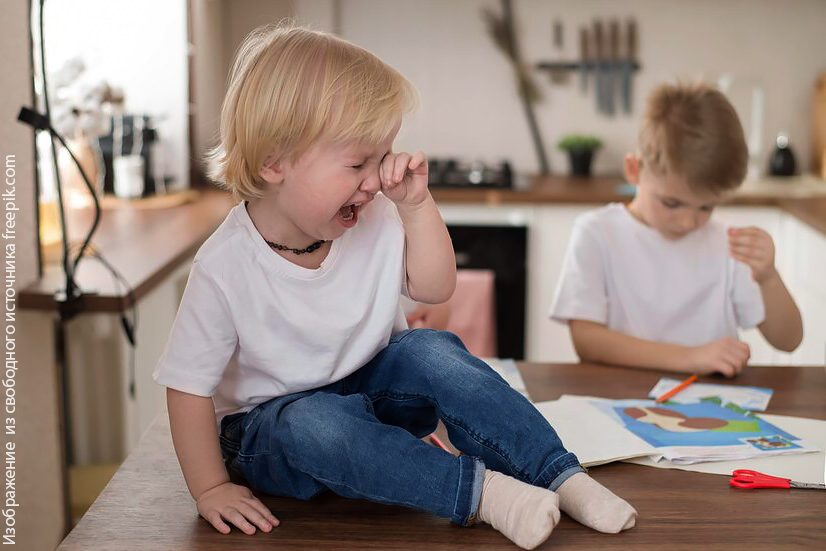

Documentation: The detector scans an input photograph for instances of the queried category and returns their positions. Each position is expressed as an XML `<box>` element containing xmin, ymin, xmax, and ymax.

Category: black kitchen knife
<box><xmin>579</xmin><ymin>27</ymin><xmax>589</xmax><ymax>93</ymax></box>
<box><xmin>593</xmin><ymin>20</ymin><xmax>604</xmax><ymax>114</ymax></box>
<box><xmin>622</xmin><ymin>19</ymin><xmax>637</xmax><ymax>114</ymax></box>
<box><xmin>606</xmin><ymin>19</ymin><xmax>619</xmax><ymax>116</ymax></box>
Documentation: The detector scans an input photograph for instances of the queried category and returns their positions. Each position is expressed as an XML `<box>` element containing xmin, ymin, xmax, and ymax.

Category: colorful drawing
<box><xmin>744</xmin><ymin>435</ymin><xmax>802</xmax><ymax>451</ymax></box>
<box><xmin>622</xmin><ymin>406</ymin><xmax>727</xmax><ymax>432</ymax></box>
<box><xmin>609</xmin><ymin>401</ymin><xmax>799</xmax><ymax>449</ymax></box>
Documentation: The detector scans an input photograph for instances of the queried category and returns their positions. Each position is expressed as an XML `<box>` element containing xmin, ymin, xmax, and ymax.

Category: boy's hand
<box><xmin>379</xmin><ymin>151</ymin><xmax>429</xmax><ymax>207</ymax></box>
<box><xmin>196</xmin><ymin>481</ymin><xmax>279</xmax><ymax>535</ymax></box>
<box><xmin>686</xmin><ymin>337</ymin><xmax>750</xmax><ymax>378</ymax></box>
<box><xmin>728</xmin><ymin>227</ymin><xmax>777</xmax><ymax>284</ymax></box>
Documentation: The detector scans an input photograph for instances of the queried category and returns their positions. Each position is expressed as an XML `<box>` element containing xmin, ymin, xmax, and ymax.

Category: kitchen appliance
<box><xmin>427</xmin><ymin>158</ymin><xmax>513</xmax><ymax>189</ymax></box>
<box><xmin>95</xmin><ymin>113</ymin><xmax>161</xmax><ymax>197</ymax></box>
<box><xmin>447</xmin><ymin>224</ymin><xmax>527</xmax><ymax>359</ymax></box>
<box><xmin>768</xmin><ymin>133</ymin><xmax>796</xmax><ymax>177</ymax></box>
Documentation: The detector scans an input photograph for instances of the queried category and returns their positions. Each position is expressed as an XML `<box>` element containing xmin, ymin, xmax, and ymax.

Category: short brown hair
<box><xmin>206</xmin><ymin>23</ymin><xmax>417</xmax><ymax>200</ymax></box>
<box><xmin>639</xmin><ymin>81</ymin><xmax>748</xmax><ymax>194</ymax></box>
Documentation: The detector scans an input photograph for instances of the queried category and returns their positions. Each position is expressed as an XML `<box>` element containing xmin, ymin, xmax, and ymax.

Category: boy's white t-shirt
<box><xmin>550</xmin><ymin>203</ymin><xmax>765</xmax><ymax>346</ymax></box>
<box><xmin>153</xmin><ymin>193</ymin><xmax>408</xmax><ymax>421</ymax></box>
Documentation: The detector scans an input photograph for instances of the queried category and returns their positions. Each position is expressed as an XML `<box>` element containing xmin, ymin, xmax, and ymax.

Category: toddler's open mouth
<box><xmin>338</xmin><ymin>202</ymin><xmax>360</xmax><ymax>226</ymax></box>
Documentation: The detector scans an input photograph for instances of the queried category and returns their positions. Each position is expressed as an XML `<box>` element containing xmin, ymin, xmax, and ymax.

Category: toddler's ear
<box><xmin>623</xmin><ymin>154</ymin><xmax>641</xmax><ymax>185</ymax></box>
<box><xmin>260</xmin><ymin>155</ymin><xmax>284</xmax><ymax>185</ymax></box>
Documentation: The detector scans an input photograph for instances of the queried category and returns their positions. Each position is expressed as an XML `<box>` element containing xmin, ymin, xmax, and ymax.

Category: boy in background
<box><xmin>552</xmin><ymin>82</ymin><xmax>802</xmax><ymax>377</ymax></box>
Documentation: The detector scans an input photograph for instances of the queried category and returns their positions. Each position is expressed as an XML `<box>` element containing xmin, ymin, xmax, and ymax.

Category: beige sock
<box><xmin>555</xmin><ymin>472</ymin><xmax>637</xmax><ymax>533</ymax></box>
<box><xmin>476</xmin><ymin>470</ymin><xmax>560</xmax><ymax>550</ymax></box>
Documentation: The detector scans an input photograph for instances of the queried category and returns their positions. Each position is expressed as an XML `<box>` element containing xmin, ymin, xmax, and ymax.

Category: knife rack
<box><xmin>534</xmin><ymin>60</ymin><xmax>641</xmax><ymax>116</ymax></box>
<box><xmin>536</xmin><ymin>61</ymin><xmax>641</xmax><ymax>72</ymax></box>
<box><xmin>535</xmin><ymin>18</ymin><xmax>640</xmax><ymax>116</ymax></box>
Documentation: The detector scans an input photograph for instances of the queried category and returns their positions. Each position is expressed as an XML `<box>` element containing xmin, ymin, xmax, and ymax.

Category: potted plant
<box><xmin>557</xmin><ymin>134</ymin><xmax>602</xmax><ymax>177</ymax></box>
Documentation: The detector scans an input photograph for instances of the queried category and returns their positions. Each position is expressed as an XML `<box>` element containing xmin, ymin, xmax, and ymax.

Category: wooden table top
<box><xmin>57</xmin><ymin>363</ymin><xmax>826</xmax><ymax>550</ymax></box>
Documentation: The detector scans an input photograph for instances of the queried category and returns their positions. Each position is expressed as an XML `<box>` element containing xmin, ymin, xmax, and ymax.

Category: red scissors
<box><xmin>730</xmin><ymin>469</ymin><xmax>826</xmax><ymax>490</ymax></box>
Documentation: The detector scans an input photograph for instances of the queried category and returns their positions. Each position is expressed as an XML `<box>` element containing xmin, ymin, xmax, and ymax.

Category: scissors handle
<box><xmin>730</xmin><ymin>469</ymin><xmax>791</xmax><ymax>489</ymax></box>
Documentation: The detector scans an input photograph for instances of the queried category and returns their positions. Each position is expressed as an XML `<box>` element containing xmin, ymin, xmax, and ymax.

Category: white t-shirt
<box><xmin>550</xmin><ymin>203</ymin><xmax>765</xmax><ymax>346</ymax></box>
<box><xmin>153</xmin><ymin>194</ymin><xmax>408</xmax><ymax>421</ymax></box>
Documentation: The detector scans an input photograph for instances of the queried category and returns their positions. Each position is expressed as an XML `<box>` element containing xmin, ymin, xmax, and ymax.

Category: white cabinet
<box><xmin>528</xmin><ymin>206</ymin><xmax>591</xmax><ymax>362</ymax></box>
<box><xmin>66</xmin><ymin>259</ymin><xmax>192</xmax><ymax>464</ymax></box>
<box><xmin>714</xmin><ymin>207</ymin><xmax>785</xmax><ymax>365</ymax></box>
<box><xmin>782</xmin><ymin>215</ymin><xmax>826</xmax><ymax>366</ymax></box>
<box><xmin>716</xmin><ymin>207</ymin><xmax>826</xmax><ymax>366</ymax></box>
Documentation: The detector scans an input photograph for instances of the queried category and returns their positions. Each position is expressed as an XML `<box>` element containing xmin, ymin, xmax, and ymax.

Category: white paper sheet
<box><xmin>648</xmin><ymin>377</ymin><xmax>773</xmax><ymax>411</ymax></box>
<box><xmin>534</xmin><ymin>396</ymin><xmax>656</xmax><ymax>467</ymax></box>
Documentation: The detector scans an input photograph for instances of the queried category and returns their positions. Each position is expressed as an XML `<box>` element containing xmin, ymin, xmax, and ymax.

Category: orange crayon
<box><xmin>655</xmin><ymin>374</ymin><xmax>698</xmax><ymax>403</ymax></box>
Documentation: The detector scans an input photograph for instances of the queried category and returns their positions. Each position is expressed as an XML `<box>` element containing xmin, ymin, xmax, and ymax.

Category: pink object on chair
<box><xmin>446</xmin><ymin>269</ymin><xmax>497</xmax><ymax>357</ymax></box>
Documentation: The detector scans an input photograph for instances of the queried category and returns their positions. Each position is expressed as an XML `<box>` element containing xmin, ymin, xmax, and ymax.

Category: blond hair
<box><xmin>639</xmin><ymin>82</ymin><xmax>748</xmax><ymax>194</ymax></box>
<box><xmin>207</xmin><ymin>24</ymin><xmax>417</xmax><ymax>200</ymax></box>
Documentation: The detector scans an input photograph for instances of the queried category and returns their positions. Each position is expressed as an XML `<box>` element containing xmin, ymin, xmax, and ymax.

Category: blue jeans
<box><xmin>219</xmin><ymin>329</ymin><xmax>583</xmax><ymax>526</ymax></box>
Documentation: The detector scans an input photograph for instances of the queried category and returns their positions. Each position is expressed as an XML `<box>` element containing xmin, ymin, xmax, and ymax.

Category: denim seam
<box><xmin>440</xmin><ymin>412</ymin><xmax>526</xmax><ymax>479</ymax></box>
<box><xmin>236</xmin><ymin>450</ymin><xmax>281</xmax><ymax>463</ymax></box>
<box><xmin>535</xmin><ymin>453</ymin><xmax>584</xmax><ymax>488</ymax></box>
<box><xmin>218</xmin><ymin>436</ymin><xmax>240</xmax><ymax>454</ymax></box>
<box><xmin>546</xmin><ymin>465</ymin><xmax>586</xmax><ymax>492</ymax></box>
<box><xmin>452</xmin><ymin>454</ymin><xmax>465</xmax><ymax>523</ymax></box>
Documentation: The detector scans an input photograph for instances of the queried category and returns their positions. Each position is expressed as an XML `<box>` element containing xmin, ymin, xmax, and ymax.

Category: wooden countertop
<box><xmin>432</xmin><ymin>174</ymin><xmax>826</xmax><ymax>236</ymax></box>
<box><xmin>20</xmin><ymin>189</ymin><xmax>236</xmax><ymax>313</ymax></box>
<box><xmin>778</xmin><ymin>196</ymin><xmax>826</xmax><ymax>236</ymax></box>
<box><xmin>56</xmin><ymin>363</ymin><xmax>825</xmax><ymax>550</ymax></box>
<box><xmin>20</xmin><ymin>174</ymin><xmax>826</xmax><ymax>315</ymax></box>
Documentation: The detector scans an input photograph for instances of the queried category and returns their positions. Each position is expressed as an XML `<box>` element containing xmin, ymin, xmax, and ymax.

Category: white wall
<box><xmin>43</xmin><ymin>0</ymin><xmax>189</xmax><ymax>190</ymax></box>
<box><xmin>292</xmin><ymin>0</ymin><xmax>826</xmax><ymax>178</ymax></box>
<box><xmin>191</xmin><ymin>0</ymin><xmax>231</xmax><ymax>167</ymax></box>
<box><xmin>191</xmin><ymin>0</ymin><xmax>293</xmax><ymax>171</ymax></box>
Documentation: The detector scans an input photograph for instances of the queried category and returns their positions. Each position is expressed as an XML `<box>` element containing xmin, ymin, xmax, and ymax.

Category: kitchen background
<box><xmin>43</xmin><ymin>0</ymin><xmax>826</xmax><ymax>192</ymax></box>
<box><xmin>192</xmin><ymin>0</ymin><xmax>826</xmax><ymax>181</ymax></box>
<box><xmin>2</xmin><ymin>1</ymin><xmax>826</xmax><ymax>549</ymax></box>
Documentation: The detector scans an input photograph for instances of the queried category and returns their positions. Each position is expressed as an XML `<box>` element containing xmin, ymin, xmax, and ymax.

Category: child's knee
<box><xmin>398</xmin><ymin>327</ymin><xmax>468</xmax><ymax>354</ymax></box>
<box><xmin>279</xmin><ymin>393</ymin><xmax>371</xmax><ymax>449</ymax></box>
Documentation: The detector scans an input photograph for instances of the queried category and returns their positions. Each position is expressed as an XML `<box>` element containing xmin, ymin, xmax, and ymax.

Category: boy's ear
<box><xmin>624</xmin><ymin>154</ymin><xmax>641</xmax><ymax>185</ymax></box>
<box><xmin>259</xmin><ymin>155</ymin><xmax>284</xmax><ymax>185</ymax></box>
